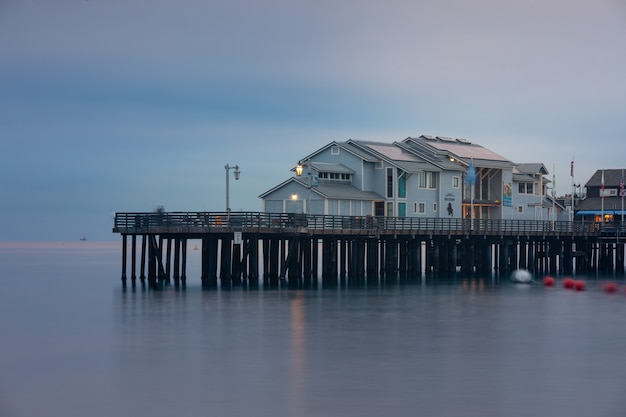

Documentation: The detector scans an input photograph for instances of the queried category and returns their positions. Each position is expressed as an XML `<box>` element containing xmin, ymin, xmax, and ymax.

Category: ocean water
<box><xmin>2</xmin><ymin>241</ymin><xmax>626</xmax><ymax>417</ymax></box>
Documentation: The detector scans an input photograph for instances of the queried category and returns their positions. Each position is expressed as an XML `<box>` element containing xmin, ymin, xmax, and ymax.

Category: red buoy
<box><xmin>574</xmin><ymin>280</ymin><xmax>586</xmax><ymax>291</ymax></box>
<box><xmin>563</xmin><ymin>278</ymin><xmax>575</xmax><ymax>289</ymax></box>
<box><xmin>603</xmin><ymin>283</ymin><xmax>618</xmax><ymax>293</ymax></box>
<box><xmin>543</xmin><ymin>276</ymin><xmax>555</xmax><ymax>287</ymax></box>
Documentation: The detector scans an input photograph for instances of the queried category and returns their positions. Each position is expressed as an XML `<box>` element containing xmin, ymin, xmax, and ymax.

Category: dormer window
<box><xmin>318</xmin><ymin>172</ymin><xmax>351</xmax><ymax>183</ymax></box>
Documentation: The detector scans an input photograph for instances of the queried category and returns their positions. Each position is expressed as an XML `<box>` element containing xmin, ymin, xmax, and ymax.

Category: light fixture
<box><xmin>225</xmin><ymin>164</ymin><xmax>241</xmax><ymax>220</ymax></box>
<box><xmin>295</xmin><ymin>164</ymin><xmax>303</xmax><ymax>176</ymax></box>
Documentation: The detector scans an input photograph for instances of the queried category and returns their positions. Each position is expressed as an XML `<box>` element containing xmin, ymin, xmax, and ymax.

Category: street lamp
<box><xmin>225</xmin><ymin>164</ymin><xmax>240</xmax><ymax>220</ymax></box>
<box><xmin>295</xmin><ymin>161</ymin><xmax>311</xmax><ymax>214</ymax></box>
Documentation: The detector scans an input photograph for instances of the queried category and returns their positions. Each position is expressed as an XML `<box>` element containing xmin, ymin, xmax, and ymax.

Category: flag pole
<box><xmin>619</xmin><ymin>168</ymin><xmax>624</xmax><ymax>227</ymax></box>
<box><xmin>552</xmin><ymin>164</ymin><xmax>556</xmax><ymax>224</ymax></box>
<box><xmin>601</xmin><ymin>169</ymin><xmax>605</xmax><ymax>229</ymax></box>
<box><xmin>570</xmin><ymin>159</ymin><xmax>574</xmax><ymax>222</ymax></box>
<box><xmin>467</xmin><ymin>158</ymin><xmax>475</xmax><ymax>231</ymax></box>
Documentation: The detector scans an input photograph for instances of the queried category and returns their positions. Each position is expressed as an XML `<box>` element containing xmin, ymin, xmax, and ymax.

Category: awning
<box><xmin>576</xmin><ymin>210</ymin><xmax>626</xmax><ymax>216</ymax></box>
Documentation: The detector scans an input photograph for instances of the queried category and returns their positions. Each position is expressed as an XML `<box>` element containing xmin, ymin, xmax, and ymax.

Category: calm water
<box><xmin>2</xmin><ymin>242</ymin><xmax>626</xmax><ymax>417</ymax></box>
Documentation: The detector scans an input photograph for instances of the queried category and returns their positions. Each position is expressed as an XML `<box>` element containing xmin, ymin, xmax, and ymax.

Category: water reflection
<box><xmin>110</xmin><ymin>277</ymin><xmax>626</xmax><ymax>417</ymax></box>
<box><xmin>289</xmin><ymin>291</ymin><xmax>306</xmax><ymax>415</ymax></box>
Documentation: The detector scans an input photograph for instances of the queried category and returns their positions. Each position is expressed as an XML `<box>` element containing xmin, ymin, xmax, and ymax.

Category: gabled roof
<box><xmin>403</xmin><ymin>135</ymin><xmax>514</xmax><ymax>169</ymax></box>
<box><xmin>394</xmin><ymin>141</ymin><xmax>459</xmax><ymax>170</ymax></box>
<box><xmin>258</xmin><ymin>177</ymin><xmax>307</xmax><ymax>199</ymax></box>
<box><xmin>516</xmin><ymin>163</ymin><xmax>549</xmax><ymax>176</ymax></box>
<box><xmin>258</xmin><ymin>177</ymin><xmax>384</xmax><ymax>200</ymax></box>
<box><xmin>346</xmin><ymin>139</ymin><xmax>444</xmax><ymax>173</ymax></box>
<box><xmin>586</xmin><ymin>169</ymin><xmax>626</xmax><ymax>187</ymax></box>
<box><xmin>296</xmin><ymin>141</ymin><xmax>379</xmax><ymax>166</ymax></box>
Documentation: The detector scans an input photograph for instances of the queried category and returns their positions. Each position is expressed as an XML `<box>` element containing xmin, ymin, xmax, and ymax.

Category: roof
<box><xmin>402</xmin><ymin>136</ymin><xmax>514</xmax><ymax>169</ymax></box>
<box><xmin>512</xmin><ymin>173</ymin><xmax>536</xmax><ymax>182</ymax></box>
<box><xmin>516</xmin><ymin>163</ymin><xmax>549</xmax><ymax>176</ymax></box>
<box><xmin>258</xmin><ymin>177</ymin><xmax>384</xmax><ymax>201</ymax></box>
<box><xmin>298</xmin><ymin>141</ymin><xmax>379</xmax><ymax>165</ymax></box>
<box><xmin>586</xmin><ymin>169</ymin><xmax>626</xmax><ymax>187</ymax></box>
<box><xmin>576</xmin><ymin>196</ymin><xmax>625</xmax><ymax>212</ymax></box>
<box><xmin>313</xmin><ymin>183</ymin><xmax>384</xmax><ymax>200</ymax></box>
<box><xmin>310</xmin><ymin>162</ymin><xmax>354</xmax><ymax>174</ymax></box>
<box><xmin>346</xmin><ymin>139</ymin><xmax>441</xmax><ymax>173</ymax></box>
<box><xmin>408</xmin><ymin>135</ymin><xmax>510</xmax><ymax>162</ymax></box>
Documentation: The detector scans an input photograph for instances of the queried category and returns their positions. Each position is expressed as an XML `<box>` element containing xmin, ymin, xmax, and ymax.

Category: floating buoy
<box><xmin>511</xmin><ymin>269</ymin><xmax>533</xmax><ymax>283</ymax></box>
<box><xmin>603</xmin><ymin>283</ymin><xmax>618</xmax><ymax>293</ymax></box>
<box><xmin>543</xmin><ymin>276</ymin><xmax>555</xmax><ymax>287</ymax></box>
<box><xmin>574</xmin><ymin>280</ymin><xmax>586</xmax><ymax>291</ymax></box>
<box><xmin>563</xmin><ymin>278</ymin><xmax>575</xmax><ymax>289</ymax></box>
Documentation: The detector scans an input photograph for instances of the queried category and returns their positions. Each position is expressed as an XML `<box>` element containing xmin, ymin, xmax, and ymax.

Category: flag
<box><xmin>467</xmin><ymin>159</ymin><xmax>475</xmax><ymax>186</ymax></box>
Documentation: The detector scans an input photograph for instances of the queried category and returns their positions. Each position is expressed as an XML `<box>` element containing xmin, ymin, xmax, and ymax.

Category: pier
<box><xmin>113</xmin><ymin>211</ymin><xmax>626</xmax><ymax>288</ymax></box>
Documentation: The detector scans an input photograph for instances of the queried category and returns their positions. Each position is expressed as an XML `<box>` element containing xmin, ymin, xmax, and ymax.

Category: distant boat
<box><xmin>511</xmin><ymin>269</ymin><xmax>533</xmax><ymax>283</ymax></box>
<box><xmin>80</xmin><ymin>235</ymin><xmax>88</xmax><ymax>241</ymax></box>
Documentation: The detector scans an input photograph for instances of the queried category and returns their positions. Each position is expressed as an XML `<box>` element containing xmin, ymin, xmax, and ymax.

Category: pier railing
<box><xmin>113</xmin><ymin>211</ymin><xmax>615</xmax><ymax>237</ymax></box>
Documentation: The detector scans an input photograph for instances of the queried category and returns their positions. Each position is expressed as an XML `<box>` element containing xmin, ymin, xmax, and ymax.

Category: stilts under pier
<box><xmin>114</xmin><ymin>211</ymin><xmax>626</xmax><ymax>288</ymax></box>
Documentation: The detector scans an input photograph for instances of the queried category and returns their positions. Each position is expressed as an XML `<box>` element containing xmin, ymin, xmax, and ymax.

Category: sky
<box><xmin>1</xmin><ymin>0</ymin><xmax>625</xmax><ymax>241</ymax></box>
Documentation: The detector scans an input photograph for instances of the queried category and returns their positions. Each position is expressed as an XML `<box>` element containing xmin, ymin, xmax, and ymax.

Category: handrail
<box><xmin>112</xmin><ymin>211</ymin><xmax>615</xmax><ymax>237</ymax></box>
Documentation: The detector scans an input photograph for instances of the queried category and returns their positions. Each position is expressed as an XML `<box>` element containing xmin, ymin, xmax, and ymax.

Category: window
<box><xmin>518</xmin><ymin>183</ymin><xmax>533</xmax><ymax>194</ymax></box>
<box><xmin>418</xmin><ymin>171</ymin><xmax>438</xmax><ymax>189</ymax></box>
<box><xmin>398</xmin><ymin>202</ymin><xmax>406</xmax><ymax>217</ymax></box>
<box><xmin>433</xmin><ymin>203</ymin><xmax>438</xmax><ymax>213</ymax></box>
<box><xmin>452</xmin><ymin>176</ymin><xmax>460</xmax><ymax>188</ymax></box>
<box><xmin>414</xmin><ymin>202</ymin><xmax>425</xmax><ymax>214</ymax></box>
<box><xmin>331</xmin><ymin>145</ymin><xmax>340</xmax><ymax>155</ymax></box>
<box><xmin>318</xmin><ymin>172</ymin><xmax>351</xmax><ymax>183</ymax></box>
<box><xmin>398</xmin><ymin>173</ymin><xmax>406</xmax><ymax>198</ymax></box>
<box><xmin>517</xmin><ymin>205</ymin><xmax>524</xmax><ymax>214</ymax></box>
<box><xmin>387</xmin><ymin>168</ymin><xmax>394</xmax><ymax>198</ymax></box>
<box><xmin>387</xmin><ymin>202</ymin><xmax>394</xmax><ymax>217</ymax></box>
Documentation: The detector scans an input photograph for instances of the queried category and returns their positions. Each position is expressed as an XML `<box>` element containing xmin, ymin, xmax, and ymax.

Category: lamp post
<box><xmin>295</xmin><ymin>161</ymin><xmax>311</xmax><ymax>214</ymax></box>
<box><xmin>225</xmin><ymin>164</ymin><xmax>240</xmax><ymax>221</ymax></box>
<box><xmin>572</xmin><ymin>183</ymin><xmax>581</xmax><ymax>222</ymax></box>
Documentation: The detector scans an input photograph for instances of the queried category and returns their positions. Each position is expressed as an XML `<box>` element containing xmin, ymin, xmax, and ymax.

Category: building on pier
<box><xmin>259</xmin><ymin>135</ymin><xmax>557</xmax><ymax>222</ymax></box>
<box><xmin>576</xmin><ymin>169</ymin><xmax>626</xmax><ymax>225</ymax></box>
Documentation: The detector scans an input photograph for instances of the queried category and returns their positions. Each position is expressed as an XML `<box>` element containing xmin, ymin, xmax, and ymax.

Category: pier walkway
<box><xmin>113</xmin><ymin>211</ymin><xmax>626</xmax><ymax>288</ymax></box>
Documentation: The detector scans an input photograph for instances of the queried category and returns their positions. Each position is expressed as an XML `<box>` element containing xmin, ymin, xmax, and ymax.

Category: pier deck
<box><xmin>113</xmin><ymin>211</ymin><xmax>626</xmax><ymax>288</ymax></box>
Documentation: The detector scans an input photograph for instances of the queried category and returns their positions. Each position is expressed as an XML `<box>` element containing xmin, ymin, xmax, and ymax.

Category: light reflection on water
<box><xmin>2</xmin><ymin>245</ymin><xmax>626</xmax><ymax>417</ymax></box>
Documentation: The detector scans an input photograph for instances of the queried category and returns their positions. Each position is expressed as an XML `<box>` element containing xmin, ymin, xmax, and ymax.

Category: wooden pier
<box><xmin>113</xmin><ymin>211</ymin><xmax>626</xmax><ymax>288</ymax></box>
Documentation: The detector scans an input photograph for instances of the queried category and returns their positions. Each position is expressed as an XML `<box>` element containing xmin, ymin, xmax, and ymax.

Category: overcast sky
<box><xmin>1</xmin><ymin>0</ymin><xmax>625</xmax><ymax>241</ymax></box>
